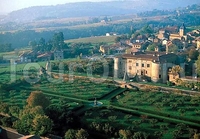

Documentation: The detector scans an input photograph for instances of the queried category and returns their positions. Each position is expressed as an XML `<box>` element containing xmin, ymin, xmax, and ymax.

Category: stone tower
<box><xmin>151</xmin><ymin>62</ymin><xmax>160</xmax><ymax>82</ymax></box>
<box><xmin>114</xmin><ymin>57</ymin><xmax>125</xmax><ymax>79</ymax></box>
<box><xmin>179</xmin><ymin>23</ymin><xmax>185</xmax><ymax>37</ymax></box>
<box><xmin>114</xmin><ymin>57</ymin><xmax>120</xmax><ymax>79</ymax></box>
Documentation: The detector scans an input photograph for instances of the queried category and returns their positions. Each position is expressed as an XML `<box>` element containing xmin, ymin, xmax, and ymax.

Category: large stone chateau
<box><xmin>114</xmin><ymin>51</ymin><xmax>179</xmax><ymax>83</ymax></box>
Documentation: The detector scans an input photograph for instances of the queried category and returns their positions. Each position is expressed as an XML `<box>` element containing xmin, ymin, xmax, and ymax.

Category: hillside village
<box><xmin>6</xmin><ymin>23</ymin><xmax>200</xmax><ymax>87</ymax></box>
<box><xmin>99</xmin><ymin>24</ymin><xmax>200</xmax><ymax>84</ymax></box>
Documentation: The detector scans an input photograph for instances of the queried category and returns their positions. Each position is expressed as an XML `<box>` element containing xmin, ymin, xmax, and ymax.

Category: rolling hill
<box><xmin>1</xmin><ymin>0</ymin><xmax>200</xmax><ymax>23</ymax></box>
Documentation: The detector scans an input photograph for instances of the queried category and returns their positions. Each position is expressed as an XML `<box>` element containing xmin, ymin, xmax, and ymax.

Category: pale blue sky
<box><xmin>0</xmin><ymin>0</ymin><xmax>111</xmax><ymax>14</ymax></box>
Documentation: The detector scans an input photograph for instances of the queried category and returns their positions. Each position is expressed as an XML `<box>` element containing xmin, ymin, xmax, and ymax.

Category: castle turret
<box><xmin>114</xmin><ymin>56</ymin><xmax>125</xmax><ymax>79</ymax></box>
<box><xmin>151</xmin><ymin>62</ymin><xmax>160</xmax><ymax>82</ymax></box>
<box><xmin>114</xmin><ymin>57</ymin><xmax>120</xmax><ymax>79</ymax></box>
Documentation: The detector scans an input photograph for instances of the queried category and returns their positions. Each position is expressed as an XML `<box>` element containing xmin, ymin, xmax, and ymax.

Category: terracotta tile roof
<box><xmin>160</xmin><ymin>26</ymin><xmax>178</xmax><ymax>34</ymax></box>
<box><xmin>120</xmin><ymin>52</ymin><xmax>177</xmax><ymax>62</ymax></box>
<box><xmin>37</xmin><ymin>53</ymin><xmax>51</xmax><ymax>58</ymax></box>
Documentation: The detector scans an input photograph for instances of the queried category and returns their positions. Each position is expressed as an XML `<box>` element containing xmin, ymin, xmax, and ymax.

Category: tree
<box><xmin>13</xmin><ymin>106</ymin><xmax>49</xmax><ymax>135</ymax></box>
<box><xmin>141</xmin><ymin>25</ymin><xmax>153</xmax><ymax>36</ymax></box>
<box><xmin>147</xmin><ymin>43</ymin><xmax>157</xmax><ymax>51</ymax></box>
<box><xmin>149</xmin><ymin>119</ymin><xmax>158</xmax><ymax>127</ymax></box>
<box><xmin>38</xmin><ymin>38</ymin><xmax>46</xmax><ymax>52</ymax></box>
<box><xmin>19</xmin><ymin>106</ymin><xmax>44</xmax><ymax>118</ymax></box>
<box><xmin>119</xmin><ymin>129</ymin><xmax>132</xmax><ymax>139</ymax></box>
<box><xmin>133</xmin><ymin>132</ymin><xmax>146</xmax><ymax>139</ymax></box>
<box><xmin>108</xmin><ymin>116</ymin><xmax>117</xmax><ymax>123</ymax></box>
<box><xmin>52</xmin><ymin>32</ymin><xmax>65</xmax><ymax>50</ymax></box>
<box><xmin>32</xmin><ymin>114</ymin><xmax>53</xmax><ymax>135</ymax></box>
<box><xmin>9</xmin><ymin>106</ymin><xmax>20</xmax><ymax>118</ymax></box>
<box><xmin>29</xmin><ymin>41</ymin><xmax>37</xmax><ymax>49</ymax></box>
<box><xmin>154</xmin><ymin>131</ymin><xmax>164</xmax><ymax>139</ymax></box>
<box><xmin>0</xmin><ymin>43</ymin><xmax>13</xmax><ymax>52</ymax></box>
<box><xmin>65</xmin><ymin>129</ymin><xmax>77</xmax><ymax>139</ymax></box>
<box><xmin>13</xmin><ymin>113</ymin><xmax>34</xmax><ymax>134</ymax></box>
<box><xmin>189</xmin><ymin>48</ymin><xmax>199</xmax><ymax>60</ymax></box>
<box><xmin>168</xmin><ymin>44</ymin><xmax>179</xmax><ymax>53</ymax></box>
<box><xmin>76</xmin><ymin>128</ymin><xmax>89</xmax><ymax>139</ymax></box>
<box><xmin>0</xmin><ymin>102</ymin><xmax>9</xmax><ymax>114</ymax></box>
<box><xmin>46</xmin><ymin>105</ymin><xmax>80</xmax><ymax>135</ymax></box>
<box><xmin>171</xmin><ymin>65</ymin><xmax>182</xmax><ymax>78</ymax></box>
<box><xmin>115</xmin><ymin>36</ymin><xmax>121</xmax><ymax>43</ymax></box>
<box><xmin>26</xmin><ymin>91</ymin><xmax>50</xmax><ymax>110</ymax></box>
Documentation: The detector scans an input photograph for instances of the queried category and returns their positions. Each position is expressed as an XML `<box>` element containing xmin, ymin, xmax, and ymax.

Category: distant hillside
<box><xmin>1</xmin><ymin>0</ymin><xmax>200</xmax><ymax>23</ymax></box>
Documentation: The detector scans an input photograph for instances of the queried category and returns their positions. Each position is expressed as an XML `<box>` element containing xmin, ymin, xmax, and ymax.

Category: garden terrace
<box><xmin>82</xmin><ymin>107</ymin><xmax>195</xmax><ymax>139</ymax></box>
<box><xmin>111</xmin><ymin>90</ymin><xmax>200</xmax><ymax>126</ymax></box>
<box><xmin>32</xmin><ymin>77</ymin><xmax>117</xmax><ymax>100</ymax></box>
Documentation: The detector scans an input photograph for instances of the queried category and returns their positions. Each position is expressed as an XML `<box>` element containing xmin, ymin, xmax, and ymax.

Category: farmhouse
<box><xmin>54</xmin><ymin>50</ymin><xmax>64</xmax><ymax>60</ymax></box>
<box><xmin>114</xmin><ymin>51</ymin><xmax>179</xmax><ymax>83</ymax></box>
<box><xmin>19</xmin><ymin>51</ymin><xmax>35</xmax><ymax>63</ymax></box>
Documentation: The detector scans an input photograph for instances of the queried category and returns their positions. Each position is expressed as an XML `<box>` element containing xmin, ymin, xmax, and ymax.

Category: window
<box><xmin>136</xmin><ymin>63</ymin><xmax>139</xmax><ymax>66</ymax></box>
<box><xmin>128</xmin><ymin>60</ymin><xmax>132</xmax><ymax>63</ymax></box>
<box><xmin>159</xmin><ymin>75</ymin><xmax>161</xmax><ymax>78</ymax></box>
<box><xmin>147</xmin><ymin>64</ymin><xmax>150</xmax><ymax>68</ymax></box>
<box><xmin>142</xmin><ymin>64</ymin><xmax>144</xmax><ymax>67</ymax></box>
<box><xmin>146</xmin><ymin>71</ymin><xmax>148</xmax><ymax>74</ymax></box>
<box><xmin>129</xmin><ymin>66</ymin><xmax>132</xmax><ymax>70</ymax></box>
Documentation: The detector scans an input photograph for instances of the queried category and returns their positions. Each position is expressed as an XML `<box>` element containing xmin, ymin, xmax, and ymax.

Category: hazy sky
<box><xmin>0</xmin><ymin>0</ymin><xmax>110</xmax><ymax>14</ymax></box>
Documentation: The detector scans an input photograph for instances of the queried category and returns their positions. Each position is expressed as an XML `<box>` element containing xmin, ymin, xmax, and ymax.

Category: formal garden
<box><xmin>32</xmin><ymin>77</ymin><xmax>117</xmax><ymax>100</ymax></box>
<box><xmin>111</xmin><ymin>90</ymin><xmax>200</xmax><ymax>121</ymax></box>
<box><xmin>81</xmin><ymin>107</ymin><xmax>197</xmax><ymax>139</ymax></box>
<box><xmin>0</xmin><ymin>61</ymin><xmax>200</xmax><ymax>138</ymax></box>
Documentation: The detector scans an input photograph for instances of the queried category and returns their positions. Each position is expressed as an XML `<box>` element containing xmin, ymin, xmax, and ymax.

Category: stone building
<box><xmin>158</xmin><ymin>24</ymin><xmax>187</xmax><ymax>41</ymax></box>
<box><xmin>129</xmin><ymin>42</ymin><xmax>143</xmax><ymax>49</ymax></box>
<box><xmin>54</xmin><ymin>51</ymin><xmax>64</xmax><ymax>60</ymax></box>
<box><xmin>169</xmin><ymin>25</ymin><xmax>187</xmax><ymax>41</ymax></box>
<box><xmin>114</xmin><ymin>51</ymin><xmax>179</xmax><ymax>83</ymax></box>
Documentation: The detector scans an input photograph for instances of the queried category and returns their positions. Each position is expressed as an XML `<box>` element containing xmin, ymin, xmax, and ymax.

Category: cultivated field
<box><xmin>65</xmin><ymin>35</ymin><xmax>117</xmax><ymax>44</ymax></box>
